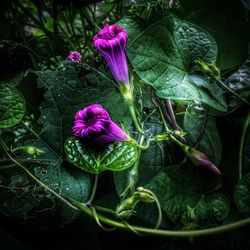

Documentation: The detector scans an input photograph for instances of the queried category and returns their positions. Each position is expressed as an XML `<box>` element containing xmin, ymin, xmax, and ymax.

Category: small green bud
<box><xmin>136</xmin><ymin>187</ymin><xmax>155</xmax><ymax>203</ymax></box>
<box><xmin>173</xmin><ymin>130</ymin><xmax>187</xmax><ymax>137</ymax></box>
<box><xmin>155</xmin><ymin>133</ymin><xmax>169</xmax><ymax>141</ymax></box>
<box><xmin>195</xmin><ymin>59</ymin><xmax>213</xmax><ymax>75</ymax></box>
<box><xmin>12</xmin><ymin>146</ymin><xmax>45</xmax><ymax>158</ymax></box>
<box><xmin>25</xmin><ymin>146</ymin><xmax>45</xmax><ymax>157</ymax></box>
<box><xmin>115</xmin><ymin>195</ymin><xmax>139</xmax><ymax>219</ymax></box>
<box><xmin>116</xmin><ymin>209</ymin><xmax>136</xmax><ymax>219</ymax></box>
<box><xmin>208</xmin><ymin>63</ymin><xmax>221</xmax><ymax>78</ymax></box>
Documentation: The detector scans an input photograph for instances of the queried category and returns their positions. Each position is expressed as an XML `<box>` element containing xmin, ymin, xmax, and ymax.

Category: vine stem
<box><xmin>239</xmin><ymin>111</ymin><xmax>250</xmax><ymax>180</ymax></box>
<box><xmin>128</xmin><ymin>104</ymin><xmax>144</xmax><ymax>134</ymax></box>
<box><xmin>1</xmin><ymin>139</ymin><xmax>250</xmax><ymax>237</ymax></box>
<box><xmin>0</xmin><ymin>137</ymin><xmax>76</xmax><ymax>210</ymax></box>
<box><xmin>87</xmin><ymin>174</ymin><xmax>99</xmax><ymax>204</ymax></box>
<box><xmin>121</xmin><ymin>135</ymin><xmax>145</xmax><ymax>196</ymax></box>
<box><xmin>132</xmin><ymin>137</ymin><xmax>156</xmax><ymax>150</ymax></box>
<box><xmin>72</xmin><ymin>200</ymin><xmax>250</xmax><ymax>237</ymax></box>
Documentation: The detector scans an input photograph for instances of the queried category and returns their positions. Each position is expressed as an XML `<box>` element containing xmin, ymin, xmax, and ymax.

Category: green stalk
<box><xmin>87</xmin><ymin>174</ymin><xmax>99</xmax><ymax>204</ymax></box>
<box><xmin>128</xmin><ymin>104</ymin><xmax>144</xmax><ymax>134</ymax></box>
<box><xmin>239</xmin><ymin>111</ymin><xmax>250</xmax><ymax>180</ymax></box>
<box><xmin>121</xmin><ymin>135</ymin><xmax>145</xmax><ymax>196</ymax></box>
<box><xmin>73</xmin><ymin>200</ymin><xmax>250</xmax><ymax>237</ymax></box>
<box><xmin>92</xmin><ymin>205</ymin><xmax>116</xmax><ymax>216</ymax></box>
<box><xmin>1</xmin><ymin>137</ymin><xmax>250</xmax><ymax>237</ymax></box>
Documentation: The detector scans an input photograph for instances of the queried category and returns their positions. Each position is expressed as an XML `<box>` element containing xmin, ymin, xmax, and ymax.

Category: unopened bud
<box><xmin>136</xmin><ymin>187</ymin><xmax>155</xmax><ymax>203</ymax></box>
<box><xmin>173</xmin><ymin>130</ymin><xmax>187</xmax><ymax>137</ymax></box>
<box><xmin>12</xmin><ymin>146</ymin><xmax>45</xmax><ymax>158</ymax></box>
<box><xmin>208</xmin><ymin>63</ymin><xmax>221</xmax><ymax>78</ymax></box>
<box><xmin>116</xmin><ymin>195</ymin><xmax>139</xmax><ymax>219</ymax></box>
<box><xmin>186</xmin><ymin>147</ymin><xmax>221</xmax><ymax>175</ymax></box>
<box><xmin>155</xmin><ymin>133</ymin><xmax>169</xmax><ymax>141</ymax></box>
<box><xmin>196</xmin><ymin>59</ymin><xmax>213</xmax><ymax>75</ymax></box>
<box><xmin>25</xmin><ymin>146</ymin><xmax>45</xmax><ymax>157</ymax></box>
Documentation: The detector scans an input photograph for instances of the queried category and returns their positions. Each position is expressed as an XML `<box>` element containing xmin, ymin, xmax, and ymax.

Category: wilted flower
<box><xmin>66</xmin><ymin>51</ymin><xmax>82</xmax><ymax>62</ymax></box>
<box><xmin>187</xmin><ymin>148</ymin><xmax>221</xmax><ymax>175</ymax></box>
<box><xmin>93</xmin><ymin>24</ymin><xmax>129</xmax><ymax>85</ymax></box>
<box><xmin>72</xmin><ymin>104</ymin><xmax>129</xmax><ymax>144</ymax></box>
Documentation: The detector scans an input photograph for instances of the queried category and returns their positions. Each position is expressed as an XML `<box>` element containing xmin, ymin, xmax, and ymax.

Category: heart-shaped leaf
<box><xmin>127</xmin><ymin>16</ymin><xmax>227</xmax><ymax>112</ymax></box>
<box><xmin>0</xmin><ymin>84</ymin><xmax>26</xmax><ymax>128</ymax></box>
<box><xmin>64</xmin><ymin>137</ymin><xmax>138</xmax><ymax>174</ymax></box>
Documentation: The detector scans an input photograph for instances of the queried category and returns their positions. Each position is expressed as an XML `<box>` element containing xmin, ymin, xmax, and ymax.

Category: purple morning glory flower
<box><xmin>66</xmin><ymin>51</ymin><xmax>83</xmax><ymax>63</ymax></box>
<box><xmin>93</xmin><ymin>24</ymin><xmax>129</xmax><ymax>85</ymax></box>
<box><xmin>187</xmin><ymin>149</ymin><xmax>222</xmax><ymax>175</ymax></box>
<box><xmin>72</xmin><ymin>104</ymin><xmax>129</xmax><ymax>144</ymax></box>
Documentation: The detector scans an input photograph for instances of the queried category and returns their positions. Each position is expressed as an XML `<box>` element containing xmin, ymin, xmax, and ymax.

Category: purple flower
<box><xmin>72</xmin><ymin>104</ymin><xmax>129</xmax><ymax>144</ymax></box>
<box><xmin>93</xmin><ymin>24</ymin><xmax>129</xmax><ymax>85</ymax></box>
<box><xmin>66</xmin><ymin>51</ymin><xmax>82</xmax><ymax>63</ymax></box>
<box><xmin>187</xmin><ymin>149</ymin><xmax>222</xmax><ymax>175</ymax></box>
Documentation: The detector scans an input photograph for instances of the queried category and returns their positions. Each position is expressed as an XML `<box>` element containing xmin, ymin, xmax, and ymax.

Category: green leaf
<box><xmin>0</xmin><ymin>128</ymin><xmax>90</xmax><ymax>224</ymax></box>
<box><xmin>179</xmin><ymin>0</ymin><xmax>250</xmax><ymax>69</ymax></box>
<box><xmin>144</xmin><ymin>165</ymin><xmax>224</xmax><ymax>224</ymax></box>
<box><xmin>183</xmin><ymin>101</ymin><xmax>222</xmax><ymax>164</ymax></box>
<box><xmin>64</xmin><ymin>137</ymin><xmax>138</xmax><ymax>174</ymax></box>
<box><xmin>225</xmin><ymin>58</ymin><xmax>250</xmax><ymax>112</ymax></box>
<box><xmin>0</xmin><ymin>84</ymin><xmax>26</xmax><ymax>128</ymax></box>
<box><xmin>193</xmin><ymin>193</ymin><xmax>230</xmax><ymax>224</ymax></box>
<box><xmin>36</xmin><ymin>166</ymin><xmax>91</xmax><ymax>224</ymax></box>
<box><xmin>0</xmin><ymin>165</ymin><xmax>91</xmax><ymax>225</ymax></box>
<box><xmin>117</xmin><ymin>17</ymin><xmax>144</xmax><ymax>47</ymax></box>
<box><xmin>38</xmin><ymin>62</ymin><xmax>131</xmax><ymax>155</ymax></box>
<box><xmin>234</xmin><ymin>172</ymin><xmax>250</xmax><ymax>216</ymax></box>
<box><xmin>127</xmin><ymin>16</ymin><xmax>227</xmax><ymax>112</ymax></box>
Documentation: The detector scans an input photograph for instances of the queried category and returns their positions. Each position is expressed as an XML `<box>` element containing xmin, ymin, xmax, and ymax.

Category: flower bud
<box><xmin>155</xmin><ymin>133</ymin><xmax>169</xmax><ymax>141</ymax></box>
<box><xmin>196</xmin><ymin>59</ymin><xmax>213</xmax><ymax>75</ymax></box>
<box><xmin>93</xmin><ymin>24</ymin><xmax>130</xmax><ymax>86</ymax></box>
<box><xmin>136</xmin><ymin>187</ymin><xmax>155</xmax><ymax>203</ymax></box>
<box><xmin>66</xmin><ymin>51</ymin><xmax>83</xmax><ymax>63</ymax></box>
<box><xmin>208</xmin><ymin>63</ymin><xmax>221</xmax><ymax>78</ymax></box>
<box><xmin>186</xmin><ymin>148</ymin><xmax>221</xmax><ymax>175</ymax></box>
<box><xmin>116</xmin><ymin>196</ymin><xmax>139</xmax><ymax>219</ymax></box>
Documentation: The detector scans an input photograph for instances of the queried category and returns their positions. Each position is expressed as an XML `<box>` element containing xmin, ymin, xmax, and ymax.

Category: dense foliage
<box><xmin>0</xmin><ymin>0</ymin><xmax>250</xmax><ymax>249</ymax></box>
